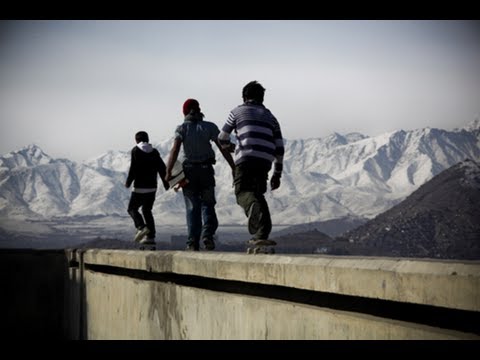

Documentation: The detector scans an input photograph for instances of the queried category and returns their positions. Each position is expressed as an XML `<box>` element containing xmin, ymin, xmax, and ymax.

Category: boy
<box><xmin>125</xmin><ymin>131</ymin><xmax>169</xmax><ymax>246</ymax></box>
<box><xmin>166</xmin><ymin>99</ymin><xmax>235</xmax><ymax>251</ymax></box>
<box><xmin>218</xmin><ymin>81</ymin><xmax>284</xmax><ymax>244</ymax></box>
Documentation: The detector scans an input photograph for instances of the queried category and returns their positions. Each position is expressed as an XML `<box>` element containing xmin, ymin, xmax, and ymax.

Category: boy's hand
<box><xmin>162</xmin><ymin>179</ymin><xmax>170</xmax><ymax>191</ymax></box>
<box><xmin>270</xmin><ymin>174</ymin><xmax>281</xmax><ymax>191</ymax></box>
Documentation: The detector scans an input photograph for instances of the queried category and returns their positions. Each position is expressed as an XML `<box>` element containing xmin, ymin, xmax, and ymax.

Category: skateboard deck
<box><xmin>138</xmin><ymin>241</ymin><xmax>156</xmax><ymax>250</ymax></box>
<box><xmin>169</xmin><ymin>160</ymin><xmax>188</xmax><ymax>192</ymax></box>
<box><xmin>246</xmin><ymin>239</ymin><xmax>277</xmax><ymax>254</ymax></box>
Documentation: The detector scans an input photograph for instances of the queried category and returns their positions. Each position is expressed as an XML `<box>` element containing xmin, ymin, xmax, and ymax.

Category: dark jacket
<box><xmin>126</xmin><ymin>145</ymin><xmax>168</xmax><ymax>190</ymax></box>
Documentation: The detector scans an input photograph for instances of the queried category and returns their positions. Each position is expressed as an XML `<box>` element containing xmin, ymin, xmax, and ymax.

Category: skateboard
<box><xmin>169</xmin><ymin>160</ymin><xmax>189</xmax><ymax>192</ymax></box>
<box><xmin>138</xmin><ymin>241</ymin><xmax>156</xmax><ymax>250</ymax></box>
<box><xmin>246</xmin><ymin>239</ymin><xmax>277</xmax><ymax>254</ymax></box>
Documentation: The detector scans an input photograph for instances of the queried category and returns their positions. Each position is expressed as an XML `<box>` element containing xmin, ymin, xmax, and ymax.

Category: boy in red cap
<box><xmin>166</xmin><ymin>99</ymin><xmax>235</xmax><ymax>251</ymax></box>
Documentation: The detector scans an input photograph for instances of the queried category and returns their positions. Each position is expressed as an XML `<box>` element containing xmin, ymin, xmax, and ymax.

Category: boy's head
<box><xmin>183</xmin><ymin>98</ymin><xmax>201</xmax><ymax>116</ymax></box>
<box><xmin>135</xmin><ymin>131</ymin><xmax>149</xmax><ymax>143</ymax></box>
<box><xmin>242</xmin><ymin>80</ymin><xmax>265</xmax><ymax>104</ymax></box>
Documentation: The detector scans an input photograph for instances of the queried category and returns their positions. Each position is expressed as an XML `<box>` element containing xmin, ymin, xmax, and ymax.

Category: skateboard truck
<box><xmin>139</xmin><ymin>242</ymin><xmax>156</xmax><ymax>251</ymax></box>
<box><xmin>246</xmin><ymin>239</ymin><xmax>276</xmax><ymax>254</ymax></box>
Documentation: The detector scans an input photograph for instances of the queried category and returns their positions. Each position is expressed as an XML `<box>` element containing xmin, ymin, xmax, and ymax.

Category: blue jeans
<box><xmin>182</xmin><ymin>163</ymin><xmax>218</xmax><ymax>247</ymax></box>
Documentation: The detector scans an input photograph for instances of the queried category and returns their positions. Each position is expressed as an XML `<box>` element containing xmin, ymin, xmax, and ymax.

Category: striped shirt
<box><xmin>218</xmin><ymin>101</ymin><xmax>284</xmax><ymax>176</ymax></box>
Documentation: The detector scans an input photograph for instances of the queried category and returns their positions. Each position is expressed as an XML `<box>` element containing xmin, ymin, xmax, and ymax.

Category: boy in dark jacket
<box><xmin>125</xmin><ymin>131</ymin><xmax>169</xmax><ymax>245</ymax></box>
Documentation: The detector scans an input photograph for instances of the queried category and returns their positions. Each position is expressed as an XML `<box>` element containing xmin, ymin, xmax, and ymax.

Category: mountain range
<box><xmin>0</xmin><ymin>119</ymin><xmax>479</xmax><ymax>227</ymax></box>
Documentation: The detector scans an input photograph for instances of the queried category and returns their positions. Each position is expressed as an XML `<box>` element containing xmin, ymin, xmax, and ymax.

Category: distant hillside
<box><xmin>338</xmin><ymin>159</ymin><xmax>480</xmax><ymax>260</ymax></box>
<box><xmin>272</xmin><ymin>216</ymin><xmax>367</xmax><ymax>238</ymax></box>
<box><xmin>271</xmin><ymin>229</ymin><xmax>346</xmax><ymax>254</ymax></box>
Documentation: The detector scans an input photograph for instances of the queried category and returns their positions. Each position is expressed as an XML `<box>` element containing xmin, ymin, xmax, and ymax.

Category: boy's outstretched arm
<box><xmin>214</xmin><ymin>138</ymin><xmax>235</xmax><ymax>178</ymax></box>
<box><xmin>125</xmin><ymin>150</ymin><xmax>135</xmax><ymax>188</ymax></box>
<box><xmin>157</xmin><ymin>153</ymin><xmax>169</xmax><ymax>191</ymax></box>
<box><xmin>166</xmin><ymin>138</ymin><xmax>182</xmax><ymax>181</ymax></box>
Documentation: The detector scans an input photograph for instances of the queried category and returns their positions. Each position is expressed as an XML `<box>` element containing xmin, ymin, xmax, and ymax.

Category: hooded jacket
<box><xmin>126</xmin><ymin>142</ymin><xmax>168</xmax><ymax>190</ymax></box>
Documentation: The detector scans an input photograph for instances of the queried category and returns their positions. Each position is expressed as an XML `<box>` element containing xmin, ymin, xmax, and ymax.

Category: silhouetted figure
<box><xmin>166</xmin><ymin>99</ymin><xmax>235</xmax><ymax>251</ymax></box>
<box><xmin>125</xmin><ymin>131</ymin><xmax>169</xmax><ymax>246</ymax></box>
<box><xmin>218</xmin><ymin>81</ymin><xmax>284</xmax><ymax>242</ymax></box>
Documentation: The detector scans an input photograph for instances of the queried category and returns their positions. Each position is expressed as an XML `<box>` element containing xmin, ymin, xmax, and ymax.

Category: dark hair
<box><xmin>135</xmin><ymin>131</ymin><xmax>149</xmax><ymax>143</ymax></box>
<box><xmin>242</xmin><ymin>80</ymin><xmax>265</xmax><ymax>103</ymax></box>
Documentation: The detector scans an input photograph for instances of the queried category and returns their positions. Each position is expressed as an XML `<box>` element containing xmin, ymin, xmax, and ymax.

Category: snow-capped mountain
<box><xmin>0</xmin><ymin>119</ymin><xmax>479</xmax><ymax>225</ymax></box>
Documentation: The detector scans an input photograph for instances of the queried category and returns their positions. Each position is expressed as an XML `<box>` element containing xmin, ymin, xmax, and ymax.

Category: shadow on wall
<box><xmin>0</xmin><ymin>249</ymin><xmax>68</xmax><ymax>339</ymax></box>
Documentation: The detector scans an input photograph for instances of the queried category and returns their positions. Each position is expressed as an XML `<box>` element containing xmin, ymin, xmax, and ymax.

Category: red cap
<box><xmin>182</xmin><ymin>99</ymin><xmax>200</xmax><ymax>116</ymax></box>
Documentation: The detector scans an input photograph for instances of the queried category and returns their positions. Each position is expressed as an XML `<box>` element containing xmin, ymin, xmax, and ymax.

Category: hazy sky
<box><xmin>1</xmin><ymin>20</ymin><xmax>479</xmax><ymax>162</ymax></box>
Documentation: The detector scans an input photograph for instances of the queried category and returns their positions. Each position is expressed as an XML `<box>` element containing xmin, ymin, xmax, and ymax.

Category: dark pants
<box><xmin>127</xmin><ymin>191</ymin><xmax>156</xmax><ymax>238</ymax></box>
<box><xmin>234</xmin><ymin>160</ymin><xmax>272</xmax><ymax>240</ymax></box>
<box><xmin>182</xmin><ymin>163</ymin><xmax>218</xmax><ymax>247</ymax></box>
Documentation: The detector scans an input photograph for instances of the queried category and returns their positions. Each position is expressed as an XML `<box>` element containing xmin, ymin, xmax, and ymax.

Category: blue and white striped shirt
<box><xmin>218</xmin><ymin>101</ymin><xmax>284</xmax><ymax>176</ymax></box>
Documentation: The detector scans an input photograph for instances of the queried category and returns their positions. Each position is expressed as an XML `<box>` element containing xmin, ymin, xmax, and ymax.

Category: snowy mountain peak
<box><xmin>325</xmin><ymin>132</ymin><xmax>347</xmax><ymax>147</ymax></box>
<box><xmin>465</xmin><ymin>118</ymin><xmax>480</xmax><ymax>131</ymax></box>
<box><xmin>453</xmin><ymin>118</ymin><xmax>480</xmax><ymax>132</ymax></box>
<box><xmin>344</xmin><ymin>132</ymin><xmax>369</xmax><ymax>143</ymax></box>
<box><xmin>0</xmin><ymin>144</ymin><xmax>52</xmax><ymax>170</ymax></box>
<box><xmin>84</xmin><ymin>149</ymin><xmax>131</xmax><ymax>172</ymax></box>
<box><xmin>1</xmin><ymin>122</ymin><xmax>479</xmax><ymax>224</ymax></box>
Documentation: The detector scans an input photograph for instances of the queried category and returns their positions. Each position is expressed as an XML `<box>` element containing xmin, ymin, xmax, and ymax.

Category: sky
<box><xmin>0</xmin><ymin>20</ymin><xmax>479</xmax><ymax>162</ymax></box>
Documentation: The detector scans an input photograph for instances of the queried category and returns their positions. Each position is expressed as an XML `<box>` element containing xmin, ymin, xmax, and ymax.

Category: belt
<box><xmin>184</xmin><ymin>160</ymin><xmax>214</xmax><ymax>166</ymax></box>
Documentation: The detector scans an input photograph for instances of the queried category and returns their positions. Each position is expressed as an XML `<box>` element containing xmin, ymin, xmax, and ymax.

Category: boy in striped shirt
<box><xmin>218</xmin><ymin>81</ymin><xmax>284</xmax><ymax>242</ymax></box>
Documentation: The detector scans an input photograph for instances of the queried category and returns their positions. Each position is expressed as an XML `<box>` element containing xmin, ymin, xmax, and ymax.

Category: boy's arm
<box><xmin>214</xmin><ymin>138</ymin><xmax>235</xmax><ymax>177</ymax></box>
<box><xmin>218</xmin><ymin>111</ymin><xmax>235</xmax><ymax>150</ymax></box>
<box><xmin>157</xmin><ymin>151</ymin><xmax>169</xmax><ymax>190</ymax></box>
<box><xmin>166</xmin><ymin>139</ymin><xmax>182</xmax><ymax>181</ymax></box>
<box><xmin>125</xmin><ymin>150</ymin><xmax>135</xmax><ymax>188</ymax></box>
<box><xmin>271</xmin><ymin>118</ymin><xmax>284</xmax><ymax>191</ymax></box>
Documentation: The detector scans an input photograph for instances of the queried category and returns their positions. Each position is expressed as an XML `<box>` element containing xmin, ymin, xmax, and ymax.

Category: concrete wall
<box><xmin>71</xmin><ymin>250</ymin><xmax>480</xmax><ymax>340</ymax></box>
<box><xmin>0</xmin><ymin>249</ymin><xmax>67</xmax><ymax>339</ymax></box>
<box><xmin>2</xmin><ymin>248</ymin><xmax>478</xmax><ymax>339</ymax></box>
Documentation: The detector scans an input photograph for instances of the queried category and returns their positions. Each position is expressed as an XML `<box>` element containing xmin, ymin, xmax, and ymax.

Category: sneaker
<box><xmin>185</xmin><ymin>244</ymin><xmax>199</xmax><ymax>251</ymax></box>
<box><xmin>134</xmin><ymin>227</ymin><xmax>150</xmax><ymax>243</ymax></box>
<box><xmin>203</xmin><ymin>238</ymin><xmax>215</xmax><ymax>251</ymax></box>
<box><xmin>247</xmin><ymin>202</ymin><xmax>261</xmax><ymax>235</ymax></box>
<box><xmin>139</xmin><ymin>237</ymin><xmax>155</xmax><ymax>245</ymax></box>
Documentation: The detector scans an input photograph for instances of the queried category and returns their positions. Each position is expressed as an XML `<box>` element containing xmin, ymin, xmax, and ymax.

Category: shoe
<box><xmin>185</xmin><ymin>244</ymin><xmax>199</xmax><ymax>251</ymax></box>
<box><xmin>247</xmin><ymin>202</ymin><xmax>261</xmax><ymax>235</ymax></box>
<box><xmin>203</xmin><ymin>238</ymin><xmax>215</xmax><ymax>251</ymax></box>
<box><xmin>134</xmin><ymin>227</ymin><xmax>150</xmax><ymax>243</ymax></box>
<box><xmin>139</xmin><ymin>237</ymin><xmax>155</xmax><ymax>245</ymax></box>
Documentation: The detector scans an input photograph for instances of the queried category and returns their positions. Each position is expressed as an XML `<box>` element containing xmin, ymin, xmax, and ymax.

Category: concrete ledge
<box><xmin>81</xmin><ymin>250</ymin><xmax>480</xmax><ymax>312</ymax></box>
<box><xmin>84</xmin><ymin>270</ymin><xmax>478</xmax><ymax>340</ymax></box>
